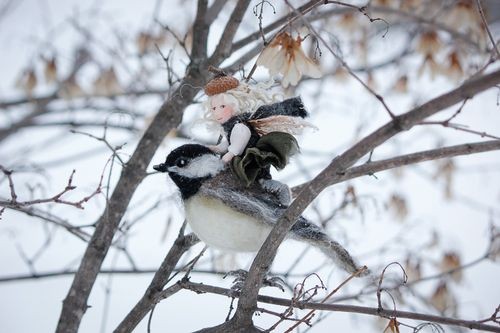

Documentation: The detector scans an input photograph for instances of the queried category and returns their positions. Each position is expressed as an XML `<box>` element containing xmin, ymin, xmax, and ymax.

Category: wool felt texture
<box><xmin>230</xmin><ymin>131</ymin><xmax>298</xmax><ymax>187</ymax></box>
<box><xmin>221</xmin><ymin>97</ymin><xmax>307</xmax><ymax>186</ymax></box>
<box><xmin>199</xmin><ymin>168</ymin><xmax>366</xmax><ymax>275</ymax></box>
<box><xmin>221</xmin><ymin>97</ymin><xmax>308</xmax><ymax>147</ymax></box>
<box><xmin>161</xmin><ymin>144</ymin><xmax>367</xmax><ymax>275</ymax></box>
<box><xmin>252</xmin><ymin>97</ymin><xmax>307</xmax><ymax>119</ymax></box>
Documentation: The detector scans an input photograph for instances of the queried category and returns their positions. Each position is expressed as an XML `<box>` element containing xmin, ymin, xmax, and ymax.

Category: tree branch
<box><xmin>0</xmin><ymin>167</ymin><xmax>103</xmax><ymax>210</ymax></box>
<box><xmin>230</xmin><ymin>69</ymin><xmax>500</xmax><ymax>328</ymax></box>
<box><xmin>55</xmin><ymin>76</ymin><xmax>207</xmax><ymax>333</ymax></box>
<box><xmin>475</xmin><ymin>0</ymin><xmax>500</xmax><ymax>58</ymax></box>
<box><xmin>114</xmin><ymin>230</ymin><xmax>199</xmax><ymax>333</ymax></box>
<box><xmin>4</xmin><ymin>206</ymin><xmax>91</xmax><ymax>242</ymax></box>
<box><xmin>292</xmin><ymin>140</ymin><xmax>500</xmax><ymax>194</ymax></box>
<box><xmin>0</xmin><ymin>47</ymin><xmax>91</xmax><ymax>143</ymax></box>
<box><xmin>55</xmin><ymin>2</ymin><xmax>216</xmax><ymax>331</ymax></box>
<box><xmin>190</xmin><ymin>0</ymin><xmax>210</xmax><ymax>60</ymax></box>
<box><xmin>231</xmin><ymin>0</ymin><xmax>323</xmax><ymax>51</ymax></box>
<box><xmin>180</xmin><ymin>281</ymin><xmax>500</xmax><ymax>333</ymax></box>
<box><xmin>205</xmin><ymin>0</ymin><xmax>229</xmax><ymax>26</ymax></box>
<box><xmin>208</xmin><ymin>0</ymin><xmax>252</xmax><ymax>65</ymax></box>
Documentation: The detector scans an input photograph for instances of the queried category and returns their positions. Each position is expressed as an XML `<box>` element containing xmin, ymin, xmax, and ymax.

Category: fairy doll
<box><xmin>202</xmin><ymin>68</ymin><xmax>314</xmax><ymax>204</ymax></box>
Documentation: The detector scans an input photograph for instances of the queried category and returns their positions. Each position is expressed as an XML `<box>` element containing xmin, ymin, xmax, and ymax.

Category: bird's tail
<box><xmin>291</xmin><ymin>217</ymin><xmax>369</xmax><ymax>276</ymax></box>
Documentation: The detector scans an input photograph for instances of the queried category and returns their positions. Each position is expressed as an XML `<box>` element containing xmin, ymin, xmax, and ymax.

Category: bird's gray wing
<box><xmin>197</xmin><ymin>169</ymin><xmax>328</xmax><ymax>229</ymax></box>
<box><xmin>198</xmin><ymin>184</ymin><xmax>283</xmax><ymax>227</ymax></box>
<box><xmin>199</xmin><ymin>183</ymin><xmax>364</xmax><ymax>275</ymax></box>
<box><xmin>289</xmin><ymin>218</ymin><xmax>366</xmax><ymax>274</ymax></box>
<box><xmin>198</xmin><ymin>170</ymin><xmax>366</xmax><ymax>275</ymax></box>
<box><xmin>197</xmin><ymin>169</ymin><xmax>289</xmax><ymax>226</ymax></box>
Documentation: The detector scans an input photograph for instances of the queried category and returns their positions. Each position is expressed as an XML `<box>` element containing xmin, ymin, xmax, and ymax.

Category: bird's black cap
<box><xmin>167</xmin><ymin>144</ymin><xmax>213</xmax><ymax>166</ymax></box>
<box><xmin>153</xmin><ymin>144</ymin><xmax>214</xmax><ymax>173</ymax></box>
<box><xmin>155</xmin><ymin>144</ymin><xmax>216</xmax><ymax>200</ymax></box>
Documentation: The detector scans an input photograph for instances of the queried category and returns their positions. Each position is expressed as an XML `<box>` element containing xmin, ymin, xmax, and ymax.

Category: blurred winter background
<box><xmin>0</xmin><ymin>0</ymin><xmax>499</xmax><ymax>332</ymax></box>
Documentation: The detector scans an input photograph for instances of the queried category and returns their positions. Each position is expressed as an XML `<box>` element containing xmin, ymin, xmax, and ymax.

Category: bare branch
<box><xmin>284</xmin><ymin>267</ymin><xmax>367</xmax><ymax>332</ymax></box>
<box><xmin>293</xmin><ymin>140</ymin><xmax>500</xmax><ymax>194</ymax></box>
<box><xmin>376</xmin><ymin>262</ymin><xmax>407</xmax><ymax>312</ymax></box>
<box><xmin>53</xmin><ymin>1</ymin><xmax>228</xmax><ymax>329</ymax></box>
<box><xmin>285</xmin><ymin>0</ymin><xmax>395</xmax><ymax>118</ymax></box>
<box><xmin>0</xmin><ymin>167</ymin><xmax>103</xmax><ymax>210</ymax></box>
<box><xmin>0</xmin><ymin>106</ymin><xmax>48</xmax><ymax>143</ymax></box>
<box><xmin>55</xmin><ymin>77</ymin><xmax>205</xmax><ymax>333</ymax></box>
<box><xmin>4</xmin><ymin>3</ymin><xmax>499</xmax><ymax>332</ymax></box>
<box><xmin>367</xmin><ymin>5</ymin><xmax>484</xmax><ymax>51</ymax></box>
<box><xmin>209</xmin><ymin>0</ymin><xmax>252</xmax><ymax>64</ymax></box>
<box><xmin>419</xmin><ymin>121</ymin><xmax>500</xmax><ymax>140</ymax></box>
<box><xmin>34</xmin><ymin>121</ymin><xmax>139</xmax><ymax>132</ymax></box>
<box><xmin>231</xmin><ymin>69</ymin><xmax>500</xmax><ymax>327</ymax></box>
<box><xmin>5</xmin><ymin>206</ymin><xmax>91</xmax><ymax>242</ymax></box>
<box><xmin>232</xmin><ymin>0</ymin><xmax>325</xmax><ymax>51</ymax></box>
<box><xmin>0</xmin><ymin>87</ymin><xmax>169</xmax><ymax>110</ymax></box>
<box><xmin>114</xmin><ymin>231</ymin><xmax>199</xmax><ymax>333</ymax></box>
<box><xmin>70</xmin><ymin>129</ymin><xmax>127</xmax><ymax>165</ymax></box>
<box><xmin>205</xmin><ymin>0</ymin><xmax>228</xmax><ymax>25</ymax></box>
<box><xmin>475</xmin><ymin>0</ymin><xmax>500</xmax><ymax>58</ymax></box>
<box><xmin>179</xmin><ymin>280</ymin><xmax>500</xmax><ymax>333</ymax></box>
<box><xmin>190</xmin><ymin>0</ymin><xmax>209</xmax><ymax>60</ymax></box>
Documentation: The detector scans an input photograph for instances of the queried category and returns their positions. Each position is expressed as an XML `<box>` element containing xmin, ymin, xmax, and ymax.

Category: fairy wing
<box><xmin>249</xmin><ymin>97</ymin><xmax>316</xmax><ymax>136</ymax></box>
<box><xmin>248</xmin><ymin>115</ymin><xmax>317</xmax><ymax>136</ymax></box>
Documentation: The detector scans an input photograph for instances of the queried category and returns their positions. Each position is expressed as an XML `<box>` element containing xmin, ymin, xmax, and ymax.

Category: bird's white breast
<box><xmin>185</xmin><ymin>195</ymin><xmax>272</xmax><ymax>252</ymax></box>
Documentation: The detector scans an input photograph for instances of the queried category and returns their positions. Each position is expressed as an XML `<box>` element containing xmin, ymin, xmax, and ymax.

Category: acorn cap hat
<box><xmin>204</xmin><ymin>66</ymin><xmax>239</xmax><ymax>96</ymax></box>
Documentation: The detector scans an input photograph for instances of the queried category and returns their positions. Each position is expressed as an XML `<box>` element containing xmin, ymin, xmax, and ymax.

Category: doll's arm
<box><xmin>222</xmin><ymin>123</ymin><xmax>251</xmax><ymax>163</ymax></box>
<box><xmin>208</xmin><ymin>135</ymin><xmax>229</xmax><ymax>154</ymax></box>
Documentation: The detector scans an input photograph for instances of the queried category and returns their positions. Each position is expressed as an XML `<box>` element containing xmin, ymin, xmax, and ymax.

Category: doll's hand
<box><xmin>222</xmin><ymin>152</ymin><xmax>235</xmax><ymax>164</ymax></box>
<box><xmin>208</xmin><ymin>145</ymin><xmax>222</xmax><ymax>153</ymax></box>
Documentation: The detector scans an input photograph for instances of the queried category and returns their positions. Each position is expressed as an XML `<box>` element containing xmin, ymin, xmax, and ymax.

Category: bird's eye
<box><xmin>220</xmin><ymin>105</ymin><xmax>225</xmax><ymax>108</ymax></box>
<box><xmin>176</xmin><ymin>158</ymin><xmax>187</xmax><ymax>167</ymax></box>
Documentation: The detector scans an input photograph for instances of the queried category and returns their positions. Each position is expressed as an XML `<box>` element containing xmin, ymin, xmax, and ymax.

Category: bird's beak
<box><xmin>153</xmin><ymin>163</ymin><xmax>167</xmax><ymax>172</ymax></box>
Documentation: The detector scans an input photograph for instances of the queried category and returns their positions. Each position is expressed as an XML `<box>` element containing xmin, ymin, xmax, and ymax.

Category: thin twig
<box><xmin>179</xmin><ymin>280</ymin><xmax>500</xmax><ymax>333</ymax></box>
<box><xmin>285</xmin><ymin>266</ymin><xmax>367</xmax><ymax>332</ymax></box>
<box><xmin>0</xmin><ymin>167</ymin><xmax>103</xmax><ymax>210</ymax></box>
<box><xmin>292</xmin><ymin>140</ymin><xmax>500</xmax><ymax>195</ymax></box>
<box><xmin>252</xmin><ymin>1</ymin><xmax>276</xmax><ymax>44</ymax></box>
<box><xmin>245</xmin><ymin>0</ymin><xmax>324</xmax><ymax>81</ymax></box>
<box><xmin>284</xmin><ymin>0</ymin><xmax>395</xmax><ymax>118</ymax></box>
<box><xmin>475</xmin><ymin>0</ymin><xmax>500</xmax><ymax>59</ymax></box>
<box><xmin>419</xmin><ymin>121</ymin><xmax>500</xmax><ymax>140</ymax></box>
<box><xmin>70</xmin><ymin>129</ymin><xmax>126</xmax><ymax>165</ymax></box>
<box><xmin>232</xmin><ymin>68</ymin><xmax>500</xmax><ymax>328</ymax></box>
<box><xmin>376</xmin><ymin>262</ymin><xmax>407</xmax><ymax>315</ymax></box>
<box><xmin>113</xmin><ymin>230</ymin><xmax>199</xmax><ymax>333</ymax></box>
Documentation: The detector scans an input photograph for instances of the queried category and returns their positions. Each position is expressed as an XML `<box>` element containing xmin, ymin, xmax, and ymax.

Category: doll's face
<box><xmin>210</xmin><ymin>94</ymin><xmax>235</xmax><ymax>124</ymax></box>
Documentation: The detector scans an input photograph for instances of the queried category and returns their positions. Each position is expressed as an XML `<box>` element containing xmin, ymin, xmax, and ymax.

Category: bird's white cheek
<box><xmin>185</xmin><ymin>195</ymin><xmax>271</xmax><ymax>252</ymax></box>
<box><xmin>168</xmin><ymin>166</ymin><xmax>180</xmax><ymax>173</ymax></box>
<box><xmin>177</xmin><ymin>155</ymin><xmax>225</xmax><ymax>178</ymax></box>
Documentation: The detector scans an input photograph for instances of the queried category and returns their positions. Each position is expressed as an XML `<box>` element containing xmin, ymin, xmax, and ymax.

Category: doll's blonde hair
<box><xmin>203</xmin><ymin>80</ymin><xmax>282</xmax><ymax>122</ymax></box>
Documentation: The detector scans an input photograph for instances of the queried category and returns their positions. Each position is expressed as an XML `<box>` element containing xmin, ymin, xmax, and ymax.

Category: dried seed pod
<box><xmin>59</xmin><ymin>77</ymin><xmax>85</xmax><ymax>100</ymax></box>
<box><xmin>15</xmin><ymin>68</ymin><xmax>37</xmax><ymax>96</ymax></box>
<box><xmin>93</xmin><ymin>67</ymin><xmax>122</xmax><ymax>96</ymax></box>
<box><xmin>387</xmin><ymin>193</ymin><xmax>408</xmax><ymax>221</ymax></box>
<box><xmin>393</xmin><ymin>75</ymin><xmax>408</xmax><ymax>93</ymax></box>
<box><xmin>430</xmin><ymin>282</ymin><xmax>456</xmax><ymax>313</ymax></box>
<box><xmin>440</xmin><ymin>252</ymin><xmax>462</xmax><ymax>283</ymax></box>
<box><xmin>44</xmin><ymin>57</ymin><xmax>58</xmax><ymax>83</ymax></box>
